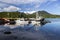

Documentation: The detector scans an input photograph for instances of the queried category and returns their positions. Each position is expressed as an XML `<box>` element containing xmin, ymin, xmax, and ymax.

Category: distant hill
<box><xmin>33</xmin><ymin>11</ymin><xmax>60</xmax><ymax>18</ymax></box>
<box><xmin>0</xmin><ymin>11</ymin><xmax>60</xmax><ymax>18</ymax></box>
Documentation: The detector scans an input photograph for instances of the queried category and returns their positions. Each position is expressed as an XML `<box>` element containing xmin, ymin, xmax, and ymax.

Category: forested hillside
<box><xmin>0</xmin><ymin>11</ymin><xmax>60</xmax><ymax>18</ymax></box>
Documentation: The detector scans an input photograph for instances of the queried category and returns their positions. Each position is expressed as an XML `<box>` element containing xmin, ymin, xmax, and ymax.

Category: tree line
<box><xmin>0</xmin><ymin>11</ymin><xmax>60</xmax><ymax>18</ymax></box>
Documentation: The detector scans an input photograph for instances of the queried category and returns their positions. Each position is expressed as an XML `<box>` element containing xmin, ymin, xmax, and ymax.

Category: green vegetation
<box><xmin>28</xmin><ymin>11</ymin><xmax>60</xmax><ymax>18</ymax></box>
<box><xmin>0</xmin><ymin>11</ymin><xmax>60</xmax><ymax>18</ymax></box>
<box><xmin>36</xmin><ymin>11</ymin><xmax>60</xmax><ymax>18</ymax></box>
<box><xmin>0</xmin><ymin>12</ymin><xmax>20</xmax><ymax>18</ymax></box>
<box><xmin>0</xmin><ymin>11</ymin><xmax>36</xmax><ymax>18</ymax></box>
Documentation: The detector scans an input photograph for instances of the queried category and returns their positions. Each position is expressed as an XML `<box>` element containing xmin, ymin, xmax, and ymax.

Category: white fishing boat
<box><xmin>2</xmin><ymin>11</ymin><xmax>48</xmax><ymax>27</ymax></box>
<box><xmin>15</xmin><ymin>12</ymin><xmax>44</xmax><ymax>26</ymax></box>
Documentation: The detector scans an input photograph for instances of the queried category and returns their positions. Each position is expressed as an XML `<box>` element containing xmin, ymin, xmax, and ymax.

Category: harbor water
<box><xmin>0</xmin><ymin>18</ymin><xmax>60</xmax><ymax>40</ymax></box>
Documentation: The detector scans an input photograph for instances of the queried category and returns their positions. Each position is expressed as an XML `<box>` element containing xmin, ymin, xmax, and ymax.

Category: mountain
<box><xmin>33</xmin><ymin>11</ymin><xmax>60</xmax><ymax>18</ymax></box>
<box><xmin>0</xmin><ymin>11</ymin><xmax>60</xmax><ymax>18</ymax></box>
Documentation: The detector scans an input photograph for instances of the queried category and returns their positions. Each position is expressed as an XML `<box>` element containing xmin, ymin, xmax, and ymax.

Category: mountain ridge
<box><xmin>0</xmin><ymin>11</ymin><xmax>60</xmax><ymax>18</ymax></box>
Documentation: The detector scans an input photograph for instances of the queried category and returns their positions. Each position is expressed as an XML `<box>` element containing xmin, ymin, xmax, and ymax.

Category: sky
<box><xmin>0</xmin><ymin>0</ymin><xmax>60</xmax><ymax>15</ymax></box>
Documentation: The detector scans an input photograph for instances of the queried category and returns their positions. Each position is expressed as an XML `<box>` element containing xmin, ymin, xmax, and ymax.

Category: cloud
<box><xmin>0</xmin><ymin>0</ymin><xmax>34</xmax><ymax>4</ymax></box>
<box><xmin>0</xmin><ymin>8</ymin><xmax>3</xmax><ymax>12</ymax></box>
<box><xmin>3</xmin><ymin>6</ymin><xmax>21</xmax><ymax>12</ymax></box>
<box><xmin>0</xmin><ymin>3</ymin><xmax>9</xmax><ymax>8</ymax></box>
<box><xmin>24</xmin><ymin>11</ymin><xmax>36</xmax><ymax>14</ymax></box>
<box><xmin>54</xmin><ymin>4</ymin><xmax>60</xmax><ymax>9</ymax></box>
<box><xmin>35</xmin><ymin>5</ymin><xmax>40</xmax><ymax>8</ymax></box>
<box><xmin>50</xmin><ymin>0</ymin><xmax>57</xmax><ymax>1</ymax></box>
<box><xmin>0</xmin><ymin>0</ymin><xmax>58</xmax><ymax>12</ymax></box>
<box><xmin>0</xmin><ymin>0</ymin><xmax>57</xmax><ymax>5</ymax></box>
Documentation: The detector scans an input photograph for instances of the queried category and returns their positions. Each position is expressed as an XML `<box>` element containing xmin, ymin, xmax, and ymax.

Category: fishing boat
<box><xmin>0</xmin><ymin>12</ymin><xmax>49</xmax><ymax>26</ymax></box>
<box><xmin>15</xmin><ymin>12</ymin><xmax>45</xmax><ymax>26</ymax></box>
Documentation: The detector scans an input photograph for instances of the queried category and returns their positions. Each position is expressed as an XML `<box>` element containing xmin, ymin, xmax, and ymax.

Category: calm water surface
<box><xmin>0</xmin><ymin>18</ymin><xmax>60</xmax><ymax>40</ymax></box>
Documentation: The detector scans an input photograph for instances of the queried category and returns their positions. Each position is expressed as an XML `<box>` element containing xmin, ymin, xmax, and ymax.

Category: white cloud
<box><xmin>50</xmin><ymin>0</ymin><xmax>57</xmax><ymax>1</ymax></box>
<box><xmin>24</xmin><ymin>11</ymin><xmax>36</xmax><ymax>14</ymax></box>
<box><xmin>35</xmin><ymin>4</ymin><xmax>40</xmax><ymax>8</ymax></box>
<box><xmin>0</xmin><ymin>8</ymin><xmax>3</xmax><ymax>12</ymax></box>
<box><xmin>0</xmin><ymin>0</ymin><xmax>34</xmax><ymax>4</ymax></box>
<box><xmin>0</xmin><ymin>0</ymin><xmax>58</xmax><ymax>12</ymax></box>
<box><xmin>54</xmin><ymin>4</ymin><xmax>60</xmax><ymax>9</ymax></box>
<box><xmin>3</xmin><ymin>6</ymin><xmax>21</xmax><ymax>12</ymax></box>
<box><xmin>0</xmin><ymin>3</ymin><xmax>9</xmax><ymax>8</ymax></box>
<box><xmin>0</xmin><ymin>0</ymin><xmax>57</xmax><ymax>5</ymax></box>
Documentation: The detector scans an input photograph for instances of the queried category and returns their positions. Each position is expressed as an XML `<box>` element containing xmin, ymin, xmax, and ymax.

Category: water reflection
<box><xmin>1</xmin><ymin>22</ymin><xmax>60</xmax><ymax>40</ymax></box>
<box><xmin>40</xmin><ymin>22</ymin><xmax>60</xmax><ymax>34</ymax></box>
<box><xmin>11</xmin><ymin>24</ymin><xmax>42</xmax><ymax>32</ymax></box>
<box><xmin>46</xmin><ymin>18</ymin><xmax>60</xmax><ymax>22</ymax></box>
<box><xmin>0</xmin><ymin>18</ymin><xmax>60</xmax><ymax>40</ymax></box>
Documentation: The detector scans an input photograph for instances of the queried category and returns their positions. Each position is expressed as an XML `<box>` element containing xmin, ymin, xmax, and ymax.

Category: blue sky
<box><xmin>0</xmin><ymin>0</ymin><xmax>60</xmax><ymax>15</ymax></box>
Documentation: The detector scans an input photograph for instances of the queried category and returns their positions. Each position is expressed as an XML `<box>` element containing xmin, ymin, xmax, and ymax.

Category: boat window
<box><xmin>36</xmin><ymin>20</ymin><xmax>40</xmax><ymax>22</ymax></box>
<box><xmin>20</xmin><ymin>20</ymin><xmax>24</xmax><ymax>21</ymax></box>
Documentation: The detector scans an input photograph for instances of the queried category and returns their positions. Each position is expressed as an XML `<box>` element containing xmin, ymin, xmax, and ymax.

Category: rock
<box><xmin>4</xmin><ymin>31</ymin><xmax>11</xmax><ymax>34</ymax></box>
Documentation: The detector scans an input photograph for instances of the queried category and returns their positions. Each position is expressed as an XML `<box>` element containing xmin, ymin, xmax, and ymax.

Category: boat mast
<box><xmin>36</xmin><ymin>12</ymin><xmax>39</xmax><ymax>19</ymax></box>
<box><xmin>7</xmin><ymin>13</ymin><xmax>9</xmax><ymax>18</ymax></box>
